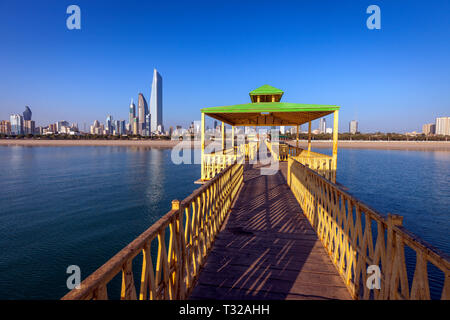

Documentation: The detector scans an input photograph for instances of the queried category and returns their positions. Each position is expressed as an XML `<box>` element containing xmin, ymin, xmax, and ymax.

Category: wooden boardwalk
<box><xmin>190</xmin><ymin>163</ymin><xmax>352</xmax><ymax>300</ymax></box>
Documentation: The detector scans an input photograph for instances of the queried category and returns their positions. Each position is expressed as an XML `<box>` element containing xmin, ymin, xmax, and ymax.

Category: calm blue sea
<box><xmin>0</xmin><ymin>146</ymin><xmax>448</xmax><ymax>299</ymax></box>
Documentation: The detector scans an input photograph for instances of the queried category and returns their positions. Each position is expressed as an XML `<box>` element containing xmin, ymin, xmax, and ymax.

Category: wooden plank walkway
<box><xmin>190</xmin><ymin>162</ymin><xmax>352</xmax><ymax>300</ymax></box>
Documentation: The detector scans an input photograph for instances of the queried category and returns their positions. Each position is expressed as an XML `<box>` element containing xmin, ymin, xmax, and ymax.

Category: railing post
<box><xmin>332</xmin><ymin>110</ymin><xmax>339</xmax><ymax>183</ymax></box>
<box><xmin>384</xmin><ymin>213</ymin><xmax>403</xmax><ymax>299</ymax></box>
<box><xmin>307</xmin><ymin>121</ymin><xmax>312</xmax><ymax>154</ymax></box>
<box><xmin>201</xmin><ymin>112</ymin><xmax>205</xmax><ymax>180</ymax></box>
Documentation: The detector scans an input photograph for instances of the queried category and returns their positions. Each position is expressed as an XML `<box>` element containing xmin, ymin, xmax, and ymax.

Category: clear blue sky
<box><xmin>0</xmin><ymin>0</ymin><xmax>449</xmax><ymax>132</ymax></box>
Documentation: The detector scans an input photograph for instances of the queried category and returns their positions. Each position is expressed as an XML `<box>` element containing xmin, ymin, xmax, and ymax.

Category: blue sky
<box><xmin>0</xmin><ymin>0</ymin><xmax>449</xmax><ymax>132</ymax></box>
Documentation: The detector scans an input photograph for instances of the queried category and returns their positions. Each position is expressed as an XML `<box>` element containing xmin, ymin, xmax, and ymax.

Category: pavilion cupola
<box><xmin>249</xmin><ymin>85</ymin><xmax>284</xmax><ymax>103</ymax></box>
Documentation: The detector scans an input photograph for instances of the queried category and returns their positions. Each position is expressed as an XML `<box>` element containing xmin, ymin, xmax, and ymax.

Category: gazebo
<box><xmin>200</xmin><ymin>85</ymin><xmax>340</xmax><ymax>181</ymax></box>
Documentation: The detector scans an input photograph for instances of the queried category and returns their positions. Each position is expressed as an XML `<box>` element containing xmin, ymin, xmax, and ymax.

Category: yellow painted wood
<box><xmin>201</xmin><ymin>112</ymin><xmax>205</xmax><ymax>180</ymax></box>
<box><xmin>332</xmin><ymin>110</ymin><xmax>339</xmax><ymax>178</ymax></box>
<box><xmin>286</xmin><ymin>157</ymin><xmax>450</xmax><ymax>300</ymax></box>
<box><xmin>307</xmin><ymin>121</ymin><xmax>311</xmax><ymax>153</ymax></box>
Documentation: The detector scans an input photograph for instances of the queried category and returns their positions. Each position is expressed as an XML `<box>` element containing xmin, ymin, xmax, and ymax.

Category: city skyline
<box><xmin>1</xmin><ymin>1</ymin><xmax>449</xmax><ymax>132</ymax></box>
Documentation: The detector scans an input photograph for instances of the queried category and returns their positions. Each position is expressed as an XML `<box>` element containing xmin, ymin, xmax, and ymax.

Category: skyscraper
<box><xmin>319</xmin><ymin>118</ymin><xmax>326</xmax><ymax>134</ymax></box>
<box><xmin>349</xmin><ymin>120</ymin><xmax>358</xmax><ymax>134</ymax></box>
<box><xmin>150</xmin><ymin>69</ymin><xmax>163</xmax><ymax>133</ymax></box>
<box><xmin>145</xmin><ymin>114</ymin><xmax>151</xmax><ymax>135</ymax></box>
<box><xmin>23</xmin><ymin>106</ymin><xmax>32</xmax><ymax>121</ymax></box>
<box><xmin>129</xmin><ymin>99</ymin><xmax>136</xmax><ymax>128</ymax></box>
<box><xmin>138</xmin><ymin>93</ymin><xmax>148</xmax><ymax>135</ymax></box>
<box><xmin>10</xmin><ymin>114</ymin><xmax>24</xmax><ymax>135</ymax></box>
<box><xmin>106</xmin><ymin>115</ymin><xmax>113</xmax><ymax>134</ymax></box>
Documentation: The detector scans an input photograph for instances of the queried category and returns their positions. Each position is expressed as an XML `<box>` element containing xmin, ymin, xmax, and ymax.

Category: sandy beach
<box><xmin>0</xmin><ymin>139</ymin><xmax>449</xmax><ymax>151</ymax></box>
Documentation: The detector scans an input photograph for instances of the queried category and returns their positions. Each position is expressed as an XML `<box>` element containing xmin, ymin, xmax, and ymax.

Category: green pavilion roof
<box><xmin>249</xmin><ymin>85</ymin><xmax>284</xmax><ymax>97</ymax></box>
<box><xmin>201</xmin><ymin>85</ymin><xmax>340</xmax><ymax>126</ymax></box>
<box><xmin>201</xmin><ymin>102</ymin><xmax>340</xmax><ymax>126</ymax></box>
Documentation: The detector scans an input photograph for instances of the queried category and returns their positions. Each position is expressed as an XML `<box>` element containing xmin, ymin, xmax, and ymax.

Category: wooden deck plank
<box><xmin>189</xmin><ymin>162</ymin><xmax>352</xmax><ymax>300</ymax></box>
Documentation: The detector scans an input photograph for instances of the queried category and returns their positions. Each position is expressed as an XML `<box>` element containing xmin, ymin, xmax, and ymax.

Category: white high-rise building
<box><xmin>150</xmin><ymin>69</ymin><xmax>163</xmax><ymax>133</ymax></box>
<box><xmin>436</xmin><ymin>117</ymin><xmax>450</xmax><ymax>136</ymax></box>
<box><xmin>349</xmin><ymin>120</ymin><xmax>358</xmax><ymax>134</ymax></box>
<box><xmin>10</xmin><ymin>114</ymin><xmax>23</xmax><ymax>135</ymax></box>
<box><xmin>319</xmin><ymin>118</ymin><xmax>326</xmax><ymax>133</ymax></box>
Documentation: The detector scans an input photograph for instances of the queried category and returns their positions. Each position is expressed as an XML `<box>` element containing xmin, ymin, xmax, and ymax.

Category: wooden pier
<box><xmin>62</xmin><ymin>85</ymin><xmax>449</xmax><ymax>300</ymax></box>
<box><xmin>190</xmin><ymin>163</ymin><xmax>351</xmax><ymax>300</ymax></box>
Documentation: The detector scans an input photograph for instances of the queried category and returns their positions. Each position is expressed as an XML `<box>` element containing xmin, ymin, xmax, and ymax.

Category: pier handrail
<box><xmin>201</xmin><ymin>142</ymin><xmax>258</xmax><ymax>180</ymax></box>
<box><xmin>266</xmin><ymin>140</ymin><xmax>336</xmax><ymax>182</ymax></box>
<box><xmin>287</xmin><ymin>157</ymin><xmax>450</xmax><ymax>300</ymax></box>
<box><xmin>62</xmin><ymin>162</ymin><xmax>244</xmax><ymax>300</ymax></box>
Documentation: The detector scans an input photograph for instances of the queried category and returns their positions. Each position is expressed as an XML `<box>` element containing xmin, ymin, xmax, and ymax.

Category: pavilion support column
<box><xmin>296</xmin><ymin>125</ymin><xmax>299</xmax><ymax>149</ymax></box>
<box><xmin>231</xmin><ymin>126</ymin><xmax>235</xmax><ymax>152</ymax></box>
<box><xmin>221</xmin><ymin>122</ymin><xmax>225</xmax><ymax>153</ymax></box>
<box><xmin>307</xmin><ymin>121</ymin><xmax>312</xmax><ymax>154</ymax></box>
<box><xmin>332</xmin><ymin>110</ymin><xmax>339</xmax><ymax>182</ymax></box>
<box><xmin>201</xmin><ymin>112</ymin><xmax>205</xmax><ymax>180</ymax></box>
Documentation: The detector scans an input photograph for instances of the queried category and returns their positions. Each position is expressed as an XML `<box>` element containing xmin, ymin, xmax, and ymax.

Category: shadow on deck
<box><xmin>189</xmin><ymin>162</ymin><xmax>352</xmax><ymax>300</ymax></box>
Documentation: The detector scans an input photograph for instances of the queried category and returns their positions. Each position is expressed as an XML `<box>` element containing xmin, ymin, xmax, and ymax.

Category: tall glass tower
<box><xmin>23</xmin><ymin>106</ymin><xmax>32</xmax><ymax>121</ymax></box>
<box><xmin>129</xmin><ymin>99</ymin><xmax>136</xmax><ymax>128</ymax></box>
<box><xmin>106</xmin><ymin>115</ymin><xmax>113</xmax><ymax>134</ymax></box>
<box><xmin>150</xmin><ymin>69</ymin><xmax>163</xmax><ymax>133</ymax></box>
<box><xmin>138</xmin><ymin>93</ymin><xmax>149</xmax><ymax>135</ymax></box>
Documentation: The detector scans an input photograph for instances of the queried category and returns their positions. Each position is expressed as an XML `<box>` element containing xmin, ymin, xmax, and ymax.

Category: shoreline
<box><xmin>0</xmin><ymin>139</ymin><xmax>449</xmax><ymax>151</ymax></box>
<box><xmin>286</xmin><ymin>140</ymin><xmax>450</xmax><ymax>151</ymax></box>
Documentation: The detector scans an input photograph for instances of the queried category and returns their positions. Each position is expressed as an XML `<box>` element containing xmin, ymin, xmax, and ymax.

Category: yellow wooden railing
<box><xmin>287</xmin><ymin>157</ymin><xmax>450</xmax><ymax>300</ymax></box>
<box><xmin>62</xmin><ymin>163</ymin><xmax>244</xmax><ymax>300</ymax></box>
<box><xmin>201</xmin><ymin>142</ymin><xmax>258</xmax><ymax>181</ymax></box>
<box><xmin>266</xmin><ymin>140</ymin><xmax>336</xmax><ymax>182</ymax></box>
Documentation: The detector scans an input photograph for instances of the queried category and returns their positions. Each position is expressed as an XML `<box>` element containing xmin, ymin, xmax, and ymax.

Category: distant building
<box><xmin>57</xmin><ymin>121</ymin><xmax>70</xmax><ymax>133</ymax></box>
<box><xmin>280</xmin><ymin>126</ymin><xmax>285</xmax><ymax>134</ymax></box>
<box><xmin>90</xmin><ymin>120</ymin><xmax>103</xmax><ymax>135</ymax></box>
<box><xmin>326</xmin><ymin>127</ymin><xmax>333</xmax><ymax>134</ymax></box>
<box><xmin>349</xmin><ymin>120</ymin><xmax>358</xmax><ymax>134</ymax></box>
<box><xmin>48</xmin><ymin>123</ymin><xmax>57</xmax><ymax>134</ymax></box>
<box><xmin>436</xmin><ymin>117</ymin><xmax>450</xmax><ymax>136</ymax></box>
<box><xmin>23</xmin><ymin>106</ymin><xmax>32</xmax><ymax>121</ymax></box>
<box><xmin>132</xmin><ymin>118</ymin><xmax>138</xmax><ymax>135</ymax></box>
<box><xmin>115</xmin><ymin>120</ymin><xmax>125</xmax><ymax>135</ymax></box>
<box><xmin>150</xmin><ymin>69</ymin><xmax>163</xmax><ymax>133</ymax></box>
<box><xmin>106</xmin><ymin>115</ymin><xmax>113</xmax><ymax>134</ymax></box>
<box><xmin>319</xmin><ymin>118</ymin><xmax>326</xmax><ymax>133</ymax></box>
<box><xmin>145</xmin><ymin>114</ymin><xmax>151</xmax><ymax>135</ymax></box>
<box><xmin>10</xmin><ymin>114</ymin><xmax>24</xmax><ymax>135</ymax></box>
<box><xmin>24</xmin><ymin>120</ymin><xmax>35</xmax><ymax>135</ymax></box>
<box><xmin>138</xmin><ymin>93</ymin><xmax>149</xmax><ymax>135</ymax></box>
<box><xmin>0</xmin><ymin>120</ymin><xmax>11</xmax><ymax>135</ymax></box>
<box><xmin>129</xmin><ymin>99</ymin><xmax>136</xmax><ymax>128</ymax></box>
<box><xmin>422</xmin><ymin>123</ymin><xmax>436</xmax><ymax>135</ymax></box>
